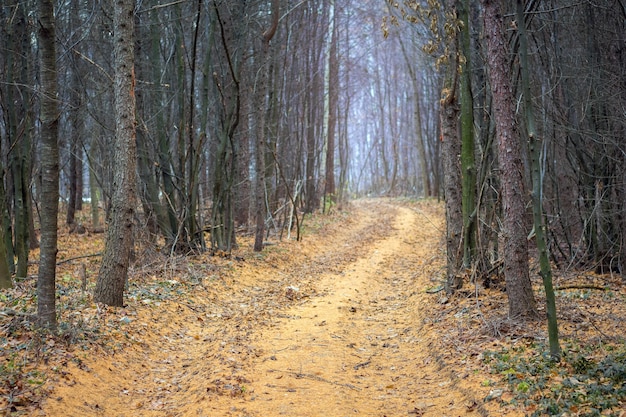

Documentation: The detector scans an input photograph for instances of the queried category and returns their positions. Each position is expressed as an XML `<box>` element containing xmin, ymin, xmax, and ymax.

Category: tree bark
<box><xmin>441</xmin><ymin>93</ymin><xmax>463</xmax><ymax>293</ymax></box>
<box><xmin>482</xmin><ymin>0</ymin><xmax>537</xmax><ymax>319</ymax></box>
<box><xmin>516</xmin><ymin>0</ymin><xmax>559</xmax><ymax>357</ymax></box>
<box><xmin>37</xmin><ymin>0</ymin><xmax>60</xmax><ymax>328</ymax></box>
<box><xmin>323</xmin><ymin>0</ymin><xmax>337</xmax><ymax>210</ymax></box>
<box><xmin>458</xmin><ymin>0</ymin><xmax>477</xmax><ymax>269</ymax></box>
<box><xmin>94</xmin><ymin>0</ymin><xmax>137</xmax><ymax>307</ymax></box>
<box><xmin>254</xmin><ymin>0</ymin><xmax>279</xmax><ymax>251</ymax></box>
<box><xmin>0</xmin><ymin>154</ymin><xmax>11</xmax><ymax>288</ymax></box>
<box><xmin>210</xmin><ymin>0</ymin><xmax>242</xmax><ymax>252</ymax></box>
<box><xmin>440</xmin><ymin>8</ymin><xmax>463</xmax><ymax>292</ymax></box>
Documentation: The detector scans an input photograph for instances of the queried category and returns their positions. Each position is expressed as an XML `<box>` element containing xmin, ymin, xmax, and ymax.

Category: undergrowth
<box><xmin>0</xmin><ymin>268</ymin><xmax>204</xmax><ymax>414</ymax></box>
<box><xmin>483</xmin><ymin>340</ymin><xmax>626</xmax><ymax>416</ymax></box>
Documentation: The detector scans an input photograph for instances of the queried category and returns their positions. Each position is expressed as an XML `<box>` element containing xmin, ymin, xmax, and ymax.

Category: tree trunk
<box><xmin>12</xmin><ymin>149</ymin><xmax>30</xmax><ymax>279</ymax></box>
<box><xmin>89</xmin><ymin>155</ymin><xmax>101</xmax><ymax>229</ymax></box>
<box><xmin>304</xmin><ymin>6</ymin><xmax>322</xmax><ymax>214</ymax></box>
<box><xmin>254</xmin><ymin>0</ymin><xmax>279</xmax><ymax>252</ymax></box>
<box><xmin>397</xmin><ymin>33</ymin><xmax>430</xmax><ymax>198</ymax></box>
<box><xmin>323</xmin><ymin>0</ymin><xmax>337</xmax><ymax>209</ymax></box>
<box><xmin>440</xmin><ymin>2</ymin><xmax>464</xmax><ymax>292</ymax></box>
<box><xmin>0</xmin><ymin>156</ymin><xmax>11</xmax><ymax>288</ymax></box>
<box><xmin>185</xmin><ymin>0</ymin><xmax>205</xmax><ymax>251</ymax></box>
<box><xmin>210</xmin><ymin>0</ymin><xmax>243</xmax><ymax>253</ymax></box>
<box><xmin>459</xmin><ymin>0</ymin><xmax>477</xmax><ymax>270</ymax></box>
<box><xmin>94</xmin><ymin>0</ymin><xmax>137</xmax><ymax>307</ymax></box>
<box><xmin>9</xmin><ymin>6</ymin><xmax>32</xmax><ymax>280</ymax></box>
<box><xmin>66</xmin><ymin>137</ymin><xmax>78</xmax><ymax>226</ymax></box>
<box><xmin>516</xmin><ymin>0</ymin><xmax>559</xmax><ymax>357</ymax></box>
<box><xmin>37</xmin><ymin>0</ymin><xmax>60</xmax><ymax>328</ymax></box>
<box><xmin>482</xmin><ymin>0</ymin><xmax>537</xmax><ymax>319</ymax></box>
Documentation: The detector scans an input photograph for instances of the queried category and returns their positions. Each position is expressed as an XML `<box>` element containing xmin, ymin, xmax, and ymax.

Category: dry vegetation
<box><xmin>0</xmin><ymin>199</ymin><xmax>624</xmax><ymax>416</ymax></box>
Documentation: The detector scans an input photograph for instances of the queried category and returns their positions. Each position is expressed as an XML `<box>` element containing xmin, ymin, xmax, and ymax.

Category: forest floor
<box><xmin>1</xmin><ymin>199</ymin><xmax>625</xmax><ymax>416</ymax></box>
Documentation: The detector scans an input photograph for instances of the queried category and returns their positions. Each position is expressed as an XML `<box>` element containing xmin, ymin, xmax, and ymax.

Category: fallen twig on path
<box><xmin>269</xmin><ymin>369</ymin><xmax>361</xmax><ymax>391</ymax></box>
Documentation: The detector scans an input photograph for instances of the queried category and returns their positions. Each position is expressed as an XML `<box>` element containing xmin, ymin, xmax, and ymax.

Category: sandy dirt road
<box><xmin>42</xmin><ymin>200</ymin><xmax>483</xmax><ymax>417</ymax></box>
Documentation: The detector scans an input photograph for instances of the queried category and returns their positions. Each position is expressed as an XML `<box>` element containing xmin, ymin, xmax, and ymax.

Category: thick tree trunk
<box><xmin>482</xmin><ymin>0</ymin><xmax>537</xmax><ymax>319</ymax></box>
<box><xmin>94</xmin><ymin>0</ymin><xmax>137</xmax><ymax>307</ymax></box>
<box><xmin>459</xmin><ymin>0</ymin><xmax>477</xmax><ymax>269</ymax></box>
<box><xmin>37</xmin><ymin>0</ymin><xmax>60</xmax><ymax>328</ymax></box>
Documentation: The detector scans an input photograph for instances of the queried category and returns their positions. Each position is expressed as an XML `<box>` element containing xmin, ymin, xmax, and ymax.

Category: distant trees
<box><xmin>2</xmin><ymin>0</ymin><xmax>620</xmax><ymax>325</ymax></box>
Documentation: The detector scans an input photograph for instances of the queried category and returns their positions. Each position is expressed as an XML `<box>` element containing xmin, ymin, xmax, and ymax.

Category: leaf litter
<box><xmin>1</xmin><ymin>198</ymin><xmax>625</xmax><ymax>416</ymax></box>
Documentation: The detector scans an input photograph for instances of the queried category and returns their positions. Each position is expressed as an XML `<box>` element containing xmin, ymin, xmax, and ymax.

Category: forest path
<box><xmin>42</xmin><ymin>199</ymin><xmax>482</xmax><ymax>417</ymax></box>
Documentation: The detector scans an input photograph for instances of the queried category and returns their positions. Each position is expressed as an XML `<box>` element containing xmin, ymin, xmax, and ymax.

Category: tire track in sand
<box><xmin>228</xmin><ymin>200</ymin><xmax>482</xmax><ymax>417</ymax></box>
<box><xmin>42</xmin><ymin>200</ymin><xmax>480</xmax><ymax>417</ymax></box>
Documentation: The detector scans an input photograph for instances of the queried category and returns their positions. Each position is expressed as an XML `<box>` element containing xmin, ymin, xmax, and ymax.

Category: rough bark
<box><xmin>482</xmin><ymin>0</ymin><xmax>537</xmax><ymax>319</ymax></box>
<box><xmin>37</xmin><ymin>0</ymin><xmax>60</xmax><ymax>328</ymax></box>
<box><xmin>94</xmin><ymin>0</ymin><xmax>137</xmax><ymax>307</ymax></box>
<box><xmin>459</xmin><ymin>0</ymin><xmax>477</xmax><ymax>269</ymax></box>
<box><xmin>440</xmin><ymin>19</ymin><xmax>463</xmax><ymax>292</ymax></box>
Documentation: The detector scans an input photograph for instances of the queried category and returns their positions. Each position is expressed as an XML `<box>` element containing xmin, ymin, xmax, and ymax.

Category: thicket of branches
<box><xmin>0</xmin><ymin>0</ymin><xmax>624</xmax><ymax>323</ymax></box>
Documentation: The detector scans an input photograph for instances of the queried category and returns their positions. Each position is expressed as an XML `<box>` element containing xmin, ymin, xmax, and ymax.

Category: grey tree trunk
<box><xmin>323</xmin><ymin>0</ymin><xmax>337</xmax><ymax>209</ymax></box>
<box><xmin>37</xmin><ymin>0</ymin><xmax>60</xmax><ymax>328</ymax></box>
<box><xmin>482</xmin><ymin>0</ymin><xmax>537</xmax><ymax>319</ymax></box>
<box><xmin>253</xmin><ymin>0</ymin><xmax>279</xmax><ymax>252</ymax></box>
<box><xmin>94</xmin><ymin>0</ymin><xmax>137</xmax><ymax>307</ymax></box>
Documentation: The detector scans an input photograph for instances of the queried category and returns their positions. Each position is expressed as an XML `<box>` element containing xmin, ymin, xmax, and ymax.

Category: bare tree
<box><xmin>482</xmin><ymin>0</ymin><xmax>537</xmax><ymax>319</ymax></box>
<box><xmin>37</xmin><ymin>0</ymin><xmax>60</xmax><ymax>328</ymax></box>
<box><xmin>94</xmin><ymin>0</ymin><xmax>138</xmax><ymax>307</ymax></box>
<box><xmin>323</xmin><ymin>0</ymin><xmax>338</xmax><ymax>209</ymax></box>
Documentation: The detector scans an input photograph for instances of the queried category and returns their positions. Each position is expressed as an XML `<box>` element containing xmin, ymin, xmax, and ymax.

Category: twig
<box><xmin>574</xmin><ymin>305</ymin><xmax>613</xmax><ymax>341</ymax></box>
<box><xmin>555</xmin><ymin>284</ymin><xmax>607</xmax><ymax>291</ymax></box>
<box><xmin>410</xmin><ymin>207</ymin><xmax>443</xmax><ymax>233</ymax></box>
<box><xmin>57</xmin><ymin>252</ymin><xmax>102</xmax><ymax>265</ymax></box>
<box><xmin>271</xmin><ymin>369</ymin><xmax>361</xmax><ymax>391</ymax></box>
<box><xmin>485</xmin><ymin>259</ymin><xmax>504</xmax><ymax>276</ymax></box>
